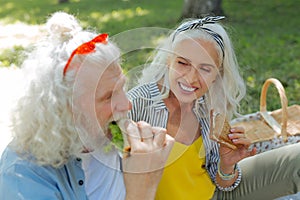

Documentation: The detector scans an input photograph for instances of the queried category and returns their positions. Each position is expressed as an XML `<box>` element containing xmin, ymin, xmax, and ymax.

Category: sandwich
<box><xmin>209</xmin><ymin>110</ymin><xmax>237</xmax><ymax>150</ymax></box>
<box><xmin>107</xmin><ymin>119</ymin><xmax>131</xmax><ymax>157</ymax></box>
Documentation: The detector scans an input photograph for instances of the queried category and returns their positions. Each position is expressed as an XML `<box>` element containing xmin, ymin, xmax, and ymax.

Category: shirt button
<box><xmin>78</xmin><ymin>180</ymin><xmax>84</xmax><ymax>186</ymax></box>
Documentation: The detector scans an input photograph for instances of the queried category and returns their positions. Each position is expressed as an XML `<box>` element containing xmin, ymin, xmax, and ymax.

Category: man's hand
<box><xmin>122</xmin><ymin>121</ymin><xmax>174</xmax><ymax>200</ymax></box>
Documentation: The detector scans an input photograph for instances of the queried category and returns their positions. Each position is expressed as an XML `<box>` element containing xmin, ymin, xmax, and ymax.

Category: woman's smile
<box><xmin>178</xmin><ymin>82</ymin><xmax>197</xmax><ymax>93</ymax></box>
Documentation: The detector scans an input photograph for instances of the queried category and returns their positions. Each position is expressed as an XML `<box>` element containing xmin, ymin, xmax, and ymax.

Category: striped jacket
<box><xmin>127</xmin><ymin>82</ymin><xmax>241</xmax><ymax>191</ymax></box>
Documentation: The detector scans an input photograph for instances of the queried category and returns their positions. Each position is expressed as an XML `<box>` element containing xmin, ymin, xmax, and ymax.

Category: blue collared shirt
<box><xmin>81</xmin><ymin>149</ymin><xmax>126</xmax><ymax>200</ymax></box>
<box><xmin>0</xmin><ymin>146</ymin><xmax>88</xmax><ymax>200</ymax></box>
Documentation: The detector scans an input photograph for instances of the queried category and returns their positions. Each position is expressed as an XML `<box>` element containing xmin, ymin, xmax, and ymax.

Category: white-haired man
<box><xmin>0</xmin><ymin>12</ymin><xmax>173</xmax><ymax>200</ymax></box>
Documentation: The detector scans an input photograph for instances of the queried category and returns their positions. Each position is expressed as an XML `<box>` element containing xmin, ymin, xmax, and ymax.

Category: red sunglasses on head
<box><xmin>63</xmin><ymin>33</ymin><xmax>109</xmax><ymax>76</ymax></box>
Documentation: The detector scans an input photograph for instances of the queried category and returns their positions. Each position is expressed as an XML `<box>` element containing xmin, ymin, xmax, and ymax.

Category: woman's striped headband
<box><xmin>172</xmin><ymin>16</ymin><xmax>225</xmax><ymax>59</ymax></box>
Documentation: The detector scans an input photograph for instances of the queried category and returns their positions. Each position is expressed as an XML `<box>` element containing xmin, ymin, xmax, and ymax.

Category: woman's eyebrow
<box><xmin>198</xmin><ymin>63</ymin><xmax>216</xmax><ymax>68</ymax></box>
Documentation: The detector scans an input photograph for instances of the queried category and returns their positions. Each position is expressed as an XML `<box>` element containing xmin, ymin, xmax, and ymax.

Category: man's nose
<box><xmin>115</xmin><ymin>93</ymin><xmax>132</xmax><ymax>112</ymax></box>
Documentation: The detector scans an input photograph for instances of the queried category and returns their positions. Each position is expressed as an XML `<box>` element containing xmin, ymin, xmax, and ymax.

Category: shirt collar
<box><xmin>147</xmin><ymin>82</ymin><xmax>168</xmax><ymax>111</ymax></box>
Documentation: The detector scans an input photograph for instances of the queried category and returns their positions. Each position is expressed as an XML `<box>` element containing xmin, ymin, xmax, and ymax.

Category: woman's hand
<box><xmin>215</xmin><ymin>126</ymin><xmax>256</xmax><ymax>187</ymax></box>
<box><xmin>219</xmin><ymin>126</ymin><xmax>256</xmax><ymax>171</ymax></box>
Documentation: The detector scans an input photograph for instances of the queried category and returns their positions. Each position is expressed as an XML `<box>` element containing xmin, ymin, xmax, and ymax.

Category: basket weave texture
<box><xmin>231</xmin><ymin>78</ymin><xmax>300</xmax><ymax>152</ymax></box>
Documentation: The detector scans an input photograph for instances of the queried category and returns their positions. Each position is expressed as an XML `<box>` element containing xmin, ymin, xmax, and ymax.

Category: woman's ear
<box><xmin>166</xmin><ymin>56</ymin><xmax>171</xmax><ymax>68</ymax></box>
<box><xmin>218</xmin><ymin>65</ymin><xmax>224</xmax><ymax>76</ymax></box>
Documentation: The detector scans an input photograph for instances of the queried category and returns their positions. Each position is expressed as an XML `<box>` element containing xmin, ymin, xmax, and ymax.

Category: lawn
<box><xmin>0</xmin><ymin>0</ymin><xmax>299</xmax><ymax>115</ymax></box>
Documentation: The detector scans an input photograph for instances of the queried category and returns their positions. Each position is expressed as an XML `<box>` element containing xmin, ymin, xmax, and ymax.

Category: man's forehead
<box><xmin>98</xmin><ymin>64</ymin><xmax>122</xmax><ymax>81</ymax></box>
<box><xmin>96</xmin><ymin>64</ymin><xmax>125</xmax><ymax>91</ymax></box>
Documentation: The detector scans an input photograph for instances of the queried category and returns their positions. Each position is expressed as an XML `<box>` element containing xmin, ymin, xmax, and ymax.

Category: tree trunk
<box><xmin>181</xmin><ymin>0</ymin><xmax>224</xmax><ymax>19</ymax></box>
<box><xmin>58</xmin><ymin>0</ymin><xmax>69</xmax><ymax>3</ymax></box>
<box><xmin>212</xmin><ymin>0</ymin><xmax>224</xmax><ymax>16</ymax></box>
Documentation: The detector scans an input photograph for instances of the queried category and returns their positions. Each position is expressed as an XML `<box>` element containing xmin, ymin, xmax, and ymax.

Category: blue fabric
<box><xmin>0</xmin><ymin>146</ymin><xmax>88</xmax><ymax>200</ymax></box>
<box><xmin>81</xmin><ymin>150</ymin><xmax>126</xmax><ymax>200</ymax></box>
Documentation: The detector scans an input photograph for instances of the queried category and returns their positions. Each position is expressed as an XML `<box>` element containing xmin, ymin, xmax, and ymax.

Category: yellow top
<box><xmin>155</xmin><ymin>136</ymin><xmax>216</xmax><ymax>200</ymax></box>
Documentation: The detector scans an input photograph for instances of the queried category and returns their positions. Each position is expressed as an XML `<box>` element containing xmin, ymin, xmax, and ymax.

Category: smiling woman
<box><xmin>127</xmin><ymin>16</ymin><xmax>247</xmax><ymax>199</ymax></box>
<box><xmin>127</xmin><ymin>16</ymin><xmax>300</xmax><ymax>200</ymax></box>
<box><xmin>167</xmin><ymin>39</ymin><xmax>220</xmax><ymax>105</ymax></box>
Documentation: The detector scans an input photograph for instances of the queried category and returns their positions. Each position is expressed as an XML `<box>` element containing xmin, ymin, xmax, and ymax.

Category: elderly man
<box><xmin>0</xmin><ymin>12</ymin><xmax>173</xmax><ymax>199</ymax></box>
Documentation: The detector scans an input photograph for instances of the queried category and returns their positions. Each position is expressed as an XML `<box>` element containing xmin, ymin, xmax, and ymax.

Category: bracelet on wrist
<box><xmin>217</xmin><ymin>161</ymin><xmax>237</xmax><ymax>181</ymax></box>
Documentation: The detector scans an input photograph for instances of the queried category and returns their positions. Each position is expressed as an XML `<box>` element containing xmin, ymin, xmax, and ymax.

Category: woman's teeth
<box><xmin>179</xmin><ymin>82</ymin><xmax>195</xmax><ymax>92</ymax></box>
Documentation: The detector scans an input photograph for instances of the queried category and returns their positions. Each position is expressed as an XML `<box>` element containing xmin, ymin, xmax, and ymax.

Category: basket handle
<box><xmin>259</xmin><ymin>78</ymin><xmax>288</xmax><ymax>141</ymax></box>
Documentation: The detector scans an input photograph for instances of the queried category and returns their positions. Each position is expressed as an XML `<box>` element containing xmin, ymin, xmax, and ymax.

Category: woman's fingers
<box><xmin>228</xmin><ymin>126</ymin><xmax>252</xmax><ymax>147</ymax></box>
<box><xmin>230</xmin><ymin>126</ymin><xmax>245</xmax><ymax>133</ymax></box>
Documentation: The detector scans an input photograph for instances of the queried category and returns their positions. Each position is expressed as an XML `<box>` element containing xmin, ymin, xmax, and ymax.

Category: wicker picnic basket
<box><xmin>232</xmin><ymin>78</ymin><xmax>300</xmax><ymax>150</ymax></box>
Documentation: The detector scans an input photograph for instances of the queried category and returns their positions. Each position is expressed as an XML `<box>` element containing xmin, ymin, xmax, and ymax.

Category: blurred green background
<box><xmin>0</xmin><ymin>0</ymin><xmax>299</xmax><ymax>115</ymax></box>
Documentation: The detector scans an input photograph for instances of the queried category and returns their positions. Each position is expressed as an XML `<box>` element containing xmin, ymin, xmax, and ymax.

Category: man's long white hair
<box><xmin>10</xmin><ymin>12</ymin><xmax>120</xmax><ymax>168</ymax></box>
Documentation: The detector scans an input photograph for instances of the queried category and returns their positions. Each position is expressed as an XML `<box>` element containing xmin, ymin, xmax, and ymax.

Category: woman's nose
<box><xmin>185</xmin><ymin>66</ymin><xmax>200</xmax><ymax>82</ymax></box>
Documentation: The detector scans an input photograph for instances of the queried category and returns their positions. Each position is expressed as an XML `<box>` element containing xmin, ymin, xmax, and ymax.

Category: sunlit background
<box><xmin>0</xmin><ymin>0</ymin><xmax>299</xmax><ymax>157</ymax></box>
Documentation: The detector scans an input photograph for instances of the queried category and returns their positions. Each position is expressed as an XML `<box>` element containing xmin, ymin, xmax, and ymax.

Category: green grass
<box><xmin>0</xmin><ymin>0</ymin><xmax>182</xmax><ymax>32</ymax></box>
<box><xmin>222</xmin><ymin>0</ymin><xmax>300</xmax><ymax>113</ymax></box>
<box><xmin>0</xmin><ymin>0</ymin><xmax>299</xmax><ymax>115</ymax></box>
<box><xmin>0</xmin><ymin>46</ymin><xmax>27</xmax><ymax>67</ymax></box>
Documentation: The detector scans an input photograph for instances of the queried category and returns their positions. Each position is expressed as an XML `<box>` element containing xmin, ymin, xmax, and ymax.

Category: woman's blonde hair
<box><xmin>139</xmin><ymin>19</ymin><xmax>245</xmax><ymax>119</ymax></box>
<box><xmin>10</xmin><ymin>11</ymin><xmax>120</xmax><ymax>168</ymax></box>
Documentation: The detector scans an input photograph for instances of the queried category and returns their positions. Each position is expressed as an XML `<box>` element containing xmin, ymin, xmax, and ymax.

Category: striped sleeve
<box><xmin>196</xmin><ymin>102</ymin><xmax>242</xmax><ymax>191</ymax></box>
<box><xmin>127</xmin><ymin>83</ymin><xmax>168</xmax><ymax>128</ymax></box>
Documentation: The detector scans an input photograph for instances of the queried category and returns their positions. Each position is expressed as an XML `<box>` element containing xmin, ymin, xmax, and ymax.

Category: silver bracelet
<box><xmin>217</xmin><ymin>161</ymin><xmax>237</xmax><ymax>181</ymax></box>
<box><xmin>214</xmin><ymin>163</ymin><xmax>242</xmax><ymax>192</ymax></box>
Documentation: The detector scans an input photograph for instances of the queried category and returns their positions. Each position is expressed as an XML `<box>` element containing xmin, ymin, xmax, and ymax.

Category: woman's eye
<box><xmin>199</xmin><ymin>66</ymin><xmax>211</xmax><ymax>72</ymax></box>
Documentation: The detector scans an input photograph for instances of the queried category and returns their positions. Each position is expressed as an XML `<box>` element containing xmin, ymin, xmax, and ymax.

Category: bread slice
<box><xmin>210</xmin><ymin>110</ymin><xmax>237</xmax><ymax>150</ymax></box>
